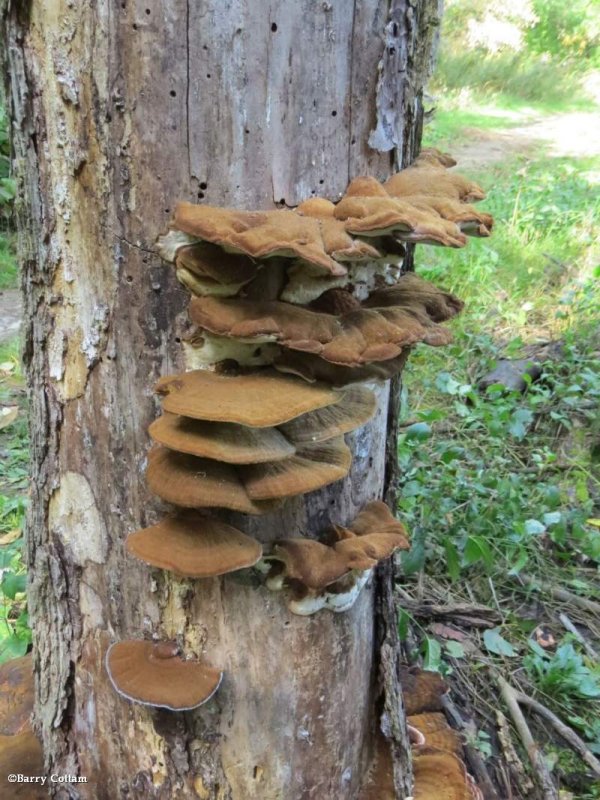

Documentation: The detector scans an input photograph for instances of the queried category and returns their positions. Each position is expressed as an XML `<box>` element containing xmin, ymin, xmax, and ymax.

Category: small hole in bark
<box><xmin>253</xmin><ymin>766</ymin><xmax>260</xmax><ymax>778</ymax></box>
<box><xmin>331</xmin><ymin>110</ymin><xmax>337</xmax><ymax>117</ymax></box>
<box><xmin>203</xmin><ymin>44</ymin><xmax>208</xmax><ymax>50</ymax></box>
<box><xmin>198</xmin><ymin>192</ymin><xmax>205</xmax><ymax>199</ymax></box>
<box><xmin>164</xmin><ymin>208</ymin><xmax>170</xmax><ymax>214</ymax></box>
<box><xmin>319</xmin><ymin>179</ymin><xmax>324</xmax><ymax>185</ymax></box>
<box><xmin>132</xmin><ymin>23</ymin><xmax>138</xmax><ymax>31</ymax></box>
<box><xmin>271</xmin><ymin>22</ymin><xmax>278</xmax><ymax>32</ymax></box>
<box><xmin>175</xmin><ymin>337</ymin><xmax>181</xmax><ymax>344</ymax></box>
<box><xmin>200</xmin><ymin>182</ymin><xmax>207</xmax><ymax>190</ymax></box>
<box><xmin>142</xmin><ymin>257</ymin><xmax>148</xmax><ymax>264</ymax></box>
<box><xmin>351</xmin><ymin>138</ymin><xmax>356</xmax><ymax>145</ymax></box>
<box><xmin>368</xmin><ymin>457</ymin><xmax>373</xmax><ymax>467</ymax></box>
<box><xmin>170</xmin><ymin>90</ymin><xmax>176</xmax><ymax>97</ymax></box>
<box><xmin>206</xmin><ymin>73</ymin><xmax>211</xmax><ymax>79</ymax></box>
<box><xmin>145</xmin><ymin>8</ymin><xmax>150</xmax><ymax>14</ymax></box>
<box><xmin>245</xmin><ymin>128</ymin><xmax>250</xmax><ymax>134</ymax></box>
<box><xmin>126</xmin><ymin>275</ymin><xmax>133</xmax><ymax>283</ymax></box>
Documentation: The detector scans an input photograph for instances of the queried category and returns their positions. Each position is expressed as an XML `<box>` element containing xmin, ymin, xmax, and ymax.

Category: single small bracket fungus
<box><xmin>412</xmin><ymin>147</ymin><xmax>458</xmax><ymax>169</ymax></box>
<box><xmin>412</xmin><ymin>746</ymin><xmax>479</xmax><ymax>800</ymax></box>
<box><xmin>154</xmin><ymin>369</ymin><xmax>341</xmax><ymax>427</ymax></box>
<box><xmin>125</xmin><ymin>514</ymin><xmax>263</xmax><ymax>578</ymax></box>
<box><xmin>105</xmin><ymin>640</ymin><xmax>223</xmax><ymax>711</ymax></box>
<box><xmin>277</xmin><ymin>385</ymin><xmax>376</xmax><ymax>444</ymax></box>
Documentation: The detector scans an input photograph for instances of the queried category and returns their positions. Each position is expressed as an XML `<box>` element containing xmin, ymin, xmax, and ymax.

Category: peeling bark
<box><xmin>3</xmin><ymin>1</ymin><xmax>441</xmax><ymax>798</ymax></box>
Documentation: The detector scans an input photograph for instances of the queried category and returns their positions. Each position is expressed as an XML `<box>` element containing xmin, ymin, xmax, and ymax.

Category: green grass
<box><xmin>0</xmin><ymin>337</ymin><xmax>30</xmax><ymax>663</ymax></box>
<box><xmin>0</xmin><ymin>233</ymin><xmax>17</xmax><ymax>290</ymax></box>
<box><xmin>399</xmin><ymin>30</ymin><xmax>600</xmax><ymax>791</ymax></box>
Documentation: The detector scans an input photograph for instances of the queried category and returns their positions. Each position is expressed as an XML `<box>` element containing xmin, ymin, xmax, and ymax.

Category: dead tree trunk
<box><xmin>4</xmin><ymin>2</ymin><xmax>440</xmax><ymax>797</ymax></box>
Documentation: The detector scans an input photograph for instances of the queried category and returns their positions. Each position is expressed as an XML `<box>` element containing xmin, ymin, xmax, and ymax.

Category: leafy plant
<box><xmin>524</xmin><ymin>640</ymin><xmax>600</xmax><ymax>705</ymax></box>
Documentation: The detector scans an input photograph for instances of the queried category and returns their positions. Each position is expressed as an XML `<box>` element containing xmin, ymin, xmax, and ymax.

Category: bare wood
<box><xmin>514</xmin><ymin>691</ymin><xmax>600</xmax><ymax>778</ymax></box>
<box><xmin>4</xmin><ymin>1</ymin><xmax>442</xmax><ymax>798</ymax></box>
<box><xmin>497</xmin><ymin>677</ymin><xmax>559</xmax><ymax>800</ymax></box>
<box><xmin>496</xmin><ymin>710</ymin><xmax>535</xmax><ymax>799</ymax></box>
<box><xmin>519</xmin><ymin>574</ymin><xmax>600</xmax><ymax>615</ymax></box>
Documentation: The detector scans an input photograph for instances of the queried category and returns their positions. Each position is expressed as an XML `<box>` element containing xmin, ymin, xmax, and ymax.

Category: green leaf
<box><xmin>397</xmin><ymin>608</ymin><xmax>411</xmax><ymax>641</ymax></box>
<box><xmin>1</xmin><ymin>571</ymin><xmax>26</xmax><ymax>599</ymax></box>
<box><xmin>444</xmin><ymin>540</ymin><xmax>461</xmax><ymax>581</ymax></box>
<box><xmin>423</xmin><ymin>637</ymin><xmax>442</xmax><ymax>671</ymax></box>
<box><xmin>463</xmin><ymin>536</ymin><xmax>494</xmax><ymax>569</ymax></box>
<box><xmin>509</xmin><ymin>408</ymin><xmax>533</xmax><ymax>439</ymax></box>
<box><xmin>524</xmin><ymin>519</ymin><xmax>546</xmax><ymax>536</ymax></box>
<box><xmin>401</xmin><ymin>527</ymin><xmax>426</xmax><ymax>576</ymax></box>
<box><xmin>444</xmin><ymin>640</ymin><xmax>465</xmax><ymax>659</ymax></box>
<box><xmin>483</xmin><ymin>628</ymin><xmax>517</xmax><ymax>657</ymax></box>
<box><xmin>0</xmin><ymin>633</ymin><xmax>28</xmax><ymax>663</ymax></box>
<box><xmin>404</xmin><ymin>422</ymin><xmax>432</xmax><ymax>441</ymax></box>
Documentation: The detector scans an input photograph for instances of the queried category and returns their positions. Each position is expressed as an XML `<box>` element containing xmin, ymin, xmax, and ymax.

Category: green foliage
<box><xmin>0</xmin><ymin>338</ymin><xmax>30</xmax><ymax>665</ymax></box>
<box><xmin>0</xmin><ymin>104</ymin><xmax>17</xmax><ymax>290</ymax></box>
<box><xmin>525</xmin><ymin>640</ymin><xmax>600</xmax><ymax>704</ymax></box>
<box><xmin>526</xmin><ymin>0</ymin><xmax>600</xmax><ymax>63</ymax></box>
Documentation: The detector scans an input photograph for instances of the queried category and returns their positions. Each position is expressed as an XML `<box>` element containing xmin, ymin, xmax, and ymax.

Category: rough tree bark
<box><xmin>3</xmin><ymin>2</ymin><xmax>441</xmax><ymax>798</ymax></box>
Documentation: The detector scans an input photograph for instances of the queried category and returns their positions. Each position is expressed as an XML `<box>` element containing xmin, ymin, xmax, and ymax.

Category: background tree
<box><xmin>3</xmin><ymin>2</ymin><xmax>441</xmax><ymax>797</ymax></box>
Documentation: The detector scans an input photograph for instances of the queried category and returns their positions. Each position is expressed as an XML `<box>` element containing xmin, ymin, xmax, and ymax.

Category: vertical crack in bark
<box><xmin>346</xmin><ymin>0</ymin><xmax>359</xmax><ymax>186</ymax></box>
<box><xmin>185</xmin><ymin>0</ymin><xmax>191</xmax><ymax>177</ymax></box>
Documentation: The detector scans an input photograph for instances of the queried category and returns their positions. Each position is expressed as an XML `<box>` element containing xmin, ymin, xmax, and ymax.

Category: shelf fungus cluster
<box><xmin>258</xmin><ymin>501</ymin><xmax>410</xmax><ymax>615</ymax></box>
<box><xmin>105</xmin><ymin>149</ymin><xmax>492</xmax><ymax>735</ymax></box>
<box><xmin>360</xmin><ymin>668</ymin><xmax>483</xmax><ymax>800</ymax></box>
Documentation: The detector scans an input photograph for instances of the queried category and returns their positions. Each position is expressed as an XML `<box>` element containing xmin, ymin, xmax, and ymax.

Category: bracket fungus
<box><xmin>149</xmin><ymin>413</ymin><xmax>296</xmax><ymax>464</ymax></box>
<box><xmin>274</xmin><ymin>348</ymin><xmax>412</xmax><ymax>387</ymax></box>
<box><xmin>105</xmin><ymin>640</ymin><xmax>223</xmax><ymax>711</ymax></box>
<box><xmin>383</xmin><ymin>167</ymin><xmax>486</xmax><ymax>204</ymax></box>
<box><xmin>189</xmin><ymin>292</ymin><xmax>455</xmax><ymax>367</ymax></box>
<box><xmin>155</xmin><ymin>369</ymin><xmax>340</xmax><ymax>427</ymax></box>
<box><xmin>126</xmin><ymin>514</ymin><xmax>263</xmax><ymax>578</ymax></box>
<box><xmin>277</xmin><ymin>385</ymin><xmax>376</xmax><ymax>443</ymax></box>
<box><xmin>261</xmin><ymin>501</ymin><xmax>410</xmax><ymax>615</ymax></box>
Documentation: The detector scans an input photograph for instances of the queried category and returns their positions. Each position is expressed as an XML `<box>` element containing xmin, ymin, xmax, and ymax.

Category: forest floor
<box><xmin>396</xmin><ymin>91</ymin><xmax>600</xmax><ymax>799</ymax></box>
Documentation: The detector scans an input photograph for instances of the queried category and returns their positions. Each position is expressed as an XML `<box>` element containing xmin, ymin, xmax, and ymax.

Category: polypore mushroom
<box><xmin>413</xmin><ymin>746</ymin><xmax>476</xmax><ymax>800</ymax></box>
<box><xmin>344</xmin><ymin>499</ymin><xmax>412</xmax><ymax>538</ymax></box>
<box><xmin>333</xmin><ymin>194</ymin><xmax>468</xmax><ymax>248</ymax></box>
<box><xmin>171</xmin><ymin>202</ymin><xmax>347</xmax><ymax>276</ymax></box>
<box><xmin>274</xmin><ymin>348</ymin><xmax>411</xmax><ymax>387</ymax></box>
<box><xmin>278</xmin><ymin>385</ymin><xmax>376</xmax><ymax>444</ymax></box>
<box><xmin>146</xmin><ymin>447</ymin><xmax>279</xmax><ymax>514</ymax></box>
<box><xmin>408</xmin><ymin>712</ymin><xmax>463</xmax><ymax>757</ymax></box>
<box><xmin>412</xmin><ymin>147</ymin><xmax>458</xmax><ymax>168</ymax></box>
<box><xmin>363</xmin><ymin>274</ymin><xmax>464</xmax><ymax>322</ymax></box>
<box><xmin>126</xmin><ymin>514</ymin><xmax>262</xmax><ymax>578</ymax></box>
<box><xmin>383</xmin><ymin>167</ymin><xmax>486</xmax><ymax>203</ymax></box>
<box><xmin>149</xmin><ymin>413</ymin><xmax>296</xmax><ymax>463</ymax></box>
<box><xmin>155</xmin><ymin>369</ymin><xmax>340</xmax><ymax>427</ymax></box>
<box><xmin>241</xmin><ymin>438</ymin><xmax>351</xmax><ymax>500</ymax></box>
<box><xmin>400</xmin><ymin>666</ymin><xmax>449</xmax><ymax>716</ymax></box>
<box><xmin>188</xmin><ymin>294</ymin><xmax>453</xmax><ymax>366</ymax></box>
<box><xmin>182</xmin><ymin>331</ymin><xmax>281</xmax><ymax>369</ymax></box>
<box><xmin>105</xmin><ymin>640</ymin><xmax>222</xmax><ymax>710</ymax></box>
<box><xmin>382</xmin><ymin>194</ymin><xmax>493</xmax><ymax>236</ymax></box>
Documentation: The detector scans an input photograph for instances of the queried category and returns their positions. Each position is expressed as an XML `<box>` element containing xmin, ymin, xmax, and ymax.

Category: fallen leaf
<box><xmin>586</xmin><ymin>518</ymin><xmax>600</xmax><ymax>528</ymax></box>
<box><xmin>0</xmin><ymin>406</ymin><xmax>19</xmax><ymax>430</ymax></box>
<box><xmin>483</xmin><ymin>627</ymin><xmax>517</xmax><ymax>657</ymax></box>
<box><xmin>429</xmin><ymin>623</ymin><xmax>468</xmax><ymax>642</ymax></box>
<box><xmin>0</xmin><ymin>528</ymin><xmax>22</xmax><ymax>545</ymax></box>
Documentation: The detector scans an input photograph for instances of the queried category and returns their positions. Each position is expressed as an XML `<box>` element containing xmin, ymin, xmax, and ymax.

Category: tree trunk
<box><xmin>4</xmin><ymin>2</ymin><xmax>440</xmax><ymax>797</ymax></box>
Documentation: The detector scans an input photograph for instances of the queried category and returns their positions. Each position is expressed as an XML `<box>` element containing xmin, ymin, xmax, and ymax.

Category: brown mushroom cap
<box><xmin>189</xmin><ymin>295</ymin><xmax>452</xmax><ymax>367</ymax></box>
<box><xmin>270</xmin><ymin>539</ymin><xmax>351</xmax><ymax>590</ymax></box>
<box><xmin>334</xmin><ymin>195</ymin><xmax>467</xmax><ymax>248</ymax></box>
<box><xmin>173</xmin><ymin>202</ymin><xmax>347</xmax><ymax>276</ymax></box>
<box><xmin>155</xmin><ymin>369</ymin><xmax>340</xmax><ymax>427</ymax></box>
<box><xmin>146</xmin><ymin>447</ymin><xmax>278</xmax><ymax>514</ymax></box>
<box><xmin>413</xmin><ymin>747</ymin><xmax>473</xmax><ymax>800</ymax></box>
<box><xmin>363</xmin><ymin>274</ymin><xmax>464</xmax><ymax>322</ymax></box>
<box><xmin>278</xmin><ymin>386</ymin><xmax>377</xmax><ymax>444</ymax></box>
<box><xmin>0</xmin><ymin>655</ymin><xmax>33</xmax><ymax>736</ymax></box>
<box><xmin>413</xmin><ymin>147</ymin><xmax>458</xmax><ymax>168</ymax></box>
<box><xmin>126</xmin><ymin>514</ymin><xmax>263</xmax><ymax>577</ymax></box>
<box><xmin>274</xmin><ymin>348</ymin><xmax>411</xmax><ymax>387</ymax></box>
<box><xmin>296</xmin><ymin>197</ymin><xmax>336</xmax><ymax>217</ymax></box>
<box><xmin>408</xmin><ymin>712</ymin><xmax>463</xmax><ymax>757</ymax></box>
<box><xmin>400</xmin><ymin>666</ymin><xmax>449</xmax><ymax>716</ymax></box>
<box><xmin>348</xmin><ymin>500</ymin><xmax>411</xmax><ymax>539</ymax></box>
<box><xmin>383</xmin><ymin>194</ymin><xmax>493</xmax><ymax>236</ymax></box>
<box><xmin>105</xmin><ymin>640</ymin><xmax>223</xmax><ymax>710</ymax></box>
<box><xmin>344</xmin><ymin>175</ymin><xmax>390</xmax><ymax>198</ymax></box>
<box><xmin>333</xmin><ymin>530</ymin><xmax>410</xmax><ymax>570</ymax></box>
<box><xmin>149</xmin><ymin>413</ymin><xmax>296</xmax><ymax>464</ymax></box>
<box><xmin>176</xmin><ymin>241</ymin><xmax>258</xmax><ymax>285</ymax></box>
<box><xmin>384</xmin><ymin>167</ymin><xmax>486</xmax><ymax>203</ymax></box>
<box><xmin>0</xmin><ymin>731</ymin><xmax>45</xmax><ymax>798</ymax></box>
<box><xmin>241</xmin><ymin>437</ymin><xmax>351</xmax><ymax>500</ymax></box>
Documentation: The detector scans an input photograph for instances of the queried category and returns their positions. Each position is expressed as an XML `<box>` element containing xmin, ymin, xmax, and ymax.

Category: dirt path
<box><xmin>450</xmin><ymin>110</ymin><xmax>600</xmax><ymax>172</ymax></box>
<box><xmin>0</xmin><ymin>289</ymin><xmax>22</xmax><ymax>343</ymax></box>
